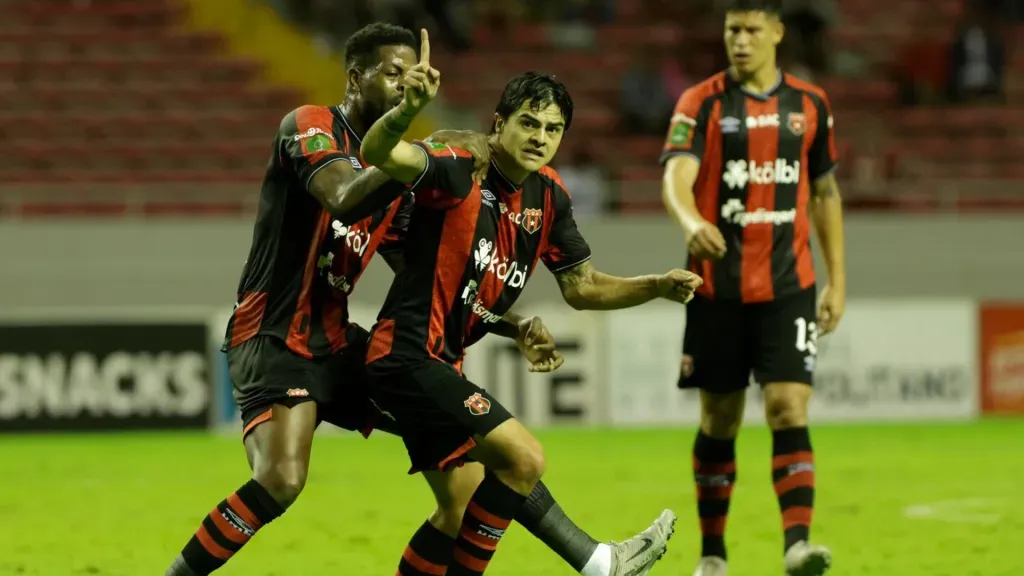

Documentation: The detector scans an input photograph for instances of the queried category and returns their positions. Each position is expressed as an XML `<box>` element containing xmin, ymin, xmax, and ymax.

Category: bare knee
<box><xmin>473</xmin><ymin>420</ymin><xmax>547</xmax><ymax>494</ymax></box>
<box><xmin>253</xmin><ymin>457</ymin><xmax>308</xmax><ymax>508</ymax></box>
<box><xmin>764</xmin><ymin>383</ymin><xmax>811</xmax><ymax>429</ymax></box>
<box><xmin>518</xmin><ymin>445</ymin><xmax>547</xmax><ymax>484</ymax></box>
<box><xmin>700</xmin><ymin>391</ymin><xmax>745</xmax><ymax>438</ymax></box>
<box><xmin>429</xmin><ymin>503</ymin><xmax>466</xmax><ymax>537</ymax></box>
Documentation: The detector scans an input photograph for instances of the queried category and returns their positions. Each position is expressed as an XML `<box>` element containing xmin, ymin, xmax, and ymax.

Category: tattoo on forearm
<box><xmin>555</xmin><ymin>261</ymin><xmax>592</xmax><ymax>293</ymax></box>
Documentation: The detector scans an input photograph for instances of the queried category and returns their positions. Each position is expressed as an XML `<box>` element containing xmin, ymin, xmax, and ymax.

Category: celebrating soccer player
<box><xmin>358</xmin><ymin>45</ymin><xmax>704</xmax><ymax>573</ymax></box>
<box><xmin>660</xmin><ymin>1</ymin><xmax>846</xmax><ymax>575</ymax></box>
<box><xmin>164</xmin><ymin>22</ymin><xmax>681</xmax><ymax>576</ymax></box>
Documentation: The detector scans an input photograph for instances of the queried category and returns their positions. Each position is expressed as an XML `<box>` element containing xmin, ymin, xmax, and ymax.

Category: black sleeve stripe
<box><xmin>548</xmin><ymin>254</ymin><xmax>592</xmax><ymax>274</ymax></box>
<box><xmin>408</xmin><ymin>142</ymin><xmax>431</xmax><ymax>190</ymax></box>
<box><xmin>659</xmin><ymin>149</ymin><xmax>701</xmax><ymax>166</ymax></box>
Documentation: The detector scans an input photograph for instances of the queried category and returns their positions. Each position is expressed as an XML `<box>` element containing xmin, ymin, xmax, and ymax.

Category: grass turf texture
<box><xmin>1</xmin><ymin>420</ymin><xmax>1021</xmax><ymax>575</ymax></box>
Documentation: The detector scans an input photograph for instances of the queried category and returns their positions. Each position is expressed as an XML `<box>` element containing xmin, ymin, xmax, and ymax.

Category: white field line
<box><xmin>902</xmin><ymin>498</ymin><xmax>1004</xmax><ymax>525</ymax></box>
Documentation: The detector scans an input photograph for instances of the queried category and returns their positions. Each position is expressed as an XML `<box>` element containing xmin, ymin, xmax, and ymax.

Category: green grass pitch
<box><xmin>2</xmin><ymin>420</ymin><xmax>1022</xmax><ymax>575</ymax></box>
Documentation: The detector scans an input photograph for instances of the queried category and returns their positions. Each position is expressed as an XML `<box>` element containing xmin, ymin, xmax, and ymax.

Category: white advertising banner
<box><xmin>461</xmin><ymin>306</ymin><xmax>604</xmax><ymax>427</ymax></box>
<box><xmin>607</xmin><ymin>299</ymin><xmax>979</xmax><ymax>425</ymax></box>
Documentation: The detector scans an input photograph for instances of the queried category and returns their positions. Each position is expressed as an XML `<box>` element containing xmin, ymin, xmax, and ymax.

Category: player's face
<box><xmin>494</xmin><ymin>101</ymin><xmax>566</xmax><ymax>173</ymax></box>
<box><xmin>359</xmin><ymin>44</ymin><xmax>418</xmax><ymax>120</ymax></box>
<box><xmin>724</xmin><ymin>11</ymin><xmax>783</xmax><ymax>74</ymax></box>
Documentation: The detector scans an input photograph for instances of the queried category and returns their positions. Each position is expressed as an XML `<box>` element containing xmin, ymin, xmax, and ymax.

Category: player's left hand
<box><xmin>515</xmin><ymin>316</ymin><xmax>564</xmax><ymax>373</ymax></box>
<box><xmin>425</xmin><ymin>130</ymin><xmax>490</xmax><ymax>183</ymax></box>
<box><xmin>817</xmin><ymin>283</ymin><xmax>846</xmax><ymax>335</ymax></box>
<box><xmin>656</xmin><ymin>269</ymin><xmax>703</xmax><ymax>304</ymax></box>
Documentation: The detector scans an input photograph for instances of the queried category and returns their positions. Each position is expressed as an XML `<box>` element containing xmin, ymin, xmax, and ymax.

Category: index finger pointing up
<box><xmin>419</xmin><ymin>28</ymin><xmax>430</xmax><ymax>66</ymax></box>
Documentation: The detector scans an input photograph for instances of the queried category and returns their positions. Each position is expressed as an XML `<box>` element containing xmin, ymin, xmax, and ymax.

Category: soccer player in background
<box><xmin>660</xmin><ymin>1</ymin><xmax>846</xmax><ymax>575</ymax></box>
<box><xmin>358</xmin><ymin>57</ymin><xmax>705</xmax><ymax>574</ymax></box>
<box><xmin>165</xmin><ymin>23</ymin><xmax>676</xmax><ymax>576</ymax></box>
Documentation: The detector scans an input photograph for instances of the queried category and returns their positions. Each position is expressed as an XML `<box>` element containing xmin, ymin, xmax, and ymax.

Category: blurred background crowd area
<box><xmin>1</xmin><ymin>0</ymin><xmax>1023</xmax><ymax>216</ymax></box>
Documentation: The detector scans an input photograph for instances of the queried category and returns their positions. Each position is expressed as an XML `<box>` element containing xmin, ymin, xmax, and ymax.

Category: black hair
<box><xmin>491</xmin><ymin>72</ymin><xmax>574</xmax><ymax>133</ymax></box>
<box><xmin>343</xmin><ymin>22</ymin><xmax>417</xmax><ymax>70</ymax></box>
<box><xmin>721</xmin><ymin>0</ymin><xmax>782</xmax><ymax>14</ymax></box>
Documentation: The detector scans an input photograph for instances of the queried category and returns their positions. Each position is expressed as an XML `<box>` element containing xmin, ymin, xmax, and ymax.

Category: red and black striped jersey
<box><xmin>661</xmin><ymin>71</ymin><xmax>838</xmax><ymax>303</ymax></box>
<box><xmin>366</xmin><ymin>141</ymin><xmax>592</xmax><ymax>372</ymax></box>
<box><xmin>223</xmin><ymin>105</ymin><xmax>408</xmax><ymax>359</ymax></box>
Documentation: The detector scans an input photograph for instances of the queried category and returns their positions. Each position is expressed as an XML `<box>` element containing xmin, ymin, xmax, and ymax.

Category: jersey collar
<box><xmin>335</xmin><ymin>106</ymin><xmax>363</xmax><ymax>145</ymax></box>
<box><xmin>488</xmin><ymin>160</ymin><xmax>523</xmax><ymax>195</ymax></box>
<box><xmin>727</xmin><ymin>68</ymin><xmax>783</xmax><ymax>101</ymax></box>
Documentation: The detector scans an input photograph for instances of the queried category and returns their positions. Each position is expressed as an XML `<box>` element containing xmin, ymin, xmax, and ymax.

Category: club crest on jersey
<box><xmin>788</xmin><ymin>113</ymin><xmax>807</xmax><ymax>136</ymax></box>
<box><xmin>464</xmin><ymin>392</ymin><xmax>491</xmax><ymax>416</ymax></box>
<box><xmin>521</xmin><ymin>208</ymin><xmax>543</xmax><ymax>234</ymax></box>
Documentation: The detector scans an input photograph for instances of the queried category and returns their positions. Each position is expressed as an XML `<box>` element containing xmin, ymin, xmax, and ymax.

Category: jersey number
<box><xmin>794</xmin><ymin>317</ymin><xmax>818</xmax><ymax>355</ymax></box>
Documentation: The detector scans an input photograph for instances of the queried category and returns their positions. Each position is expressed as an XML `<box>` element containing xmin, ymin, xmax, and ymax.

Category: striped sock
<box><xmin>447</xmin><ymin>472</ymin><xmax>527</xmax><ymax>575</ymax></box>
<box><xmin>397</xmin><ymin>521</ymin><xmax>455</xmax><ymax>576</ymax></box>
<box><xmin>168</xmin><ymin>480</ymin><xmax>285</xmax><ymax>575</ymax></box>
<box><xmin>772</xmin><ymin>427</ymin><xmax>815</xmax><ymax>551</ymax></box>
<box><xmin>693</xmin><ymin>431</ymin><xmax>736</xmax><ymax>560</ymax></box>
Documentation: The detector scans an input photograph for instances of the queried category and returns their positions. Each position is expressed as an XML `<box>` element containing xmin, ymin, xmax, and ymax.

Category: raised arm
<box><xmin>360</xmin><ymin>29</ymin><xmax>440</xmax><ymax>183</ymax></box>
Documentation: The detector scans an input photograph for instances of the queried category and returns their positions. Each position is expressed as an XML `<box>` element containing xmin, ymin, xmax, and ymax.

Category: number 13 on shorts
<box><xmin>794</xmin><ymin>317</ymin><xmax>818</xmax><ymax>358</ymax></box>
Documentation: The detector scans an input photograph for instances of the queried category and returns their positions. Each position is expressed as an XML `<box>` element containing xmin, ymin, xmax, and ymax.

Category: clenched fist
<box><xmin>656</xmin><ymin>269</ymin><xmax>703</xmax><ymax>304</ymax></box>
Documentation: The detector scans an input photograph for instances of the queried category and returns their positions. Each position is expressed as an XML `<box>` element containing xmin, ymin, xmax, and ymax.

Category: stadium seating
<box><xmin>434</xmin><ymin>0</ymin><xmax>1024</xmax><ymax>208</ymax></box>
<box><xmin>1</xmin><ymin>0</ymin><xmax>1021</xmax><ymax>214</ymax></box>
<box><xmin>0</xmin><ymin>0</ymin><xmax>302</xmax><ymax>186</ymax></box>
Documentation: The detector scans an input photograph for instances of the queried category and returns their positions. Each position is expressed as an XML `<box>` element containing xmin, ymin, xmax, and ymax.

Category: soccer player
<box><xmin>659</xmin><ymin>1</ymin><xmax>846</xmax><ymax>575</ymax></box>
<box><xmin>164</xmin><ymin>23</ymin><xmax>676</xmax><ymax>576</ymax></box>
<box><xmin>358</xmin><ymin>51</ymin><xmax>705</xmax><ymax>575</ymax></box>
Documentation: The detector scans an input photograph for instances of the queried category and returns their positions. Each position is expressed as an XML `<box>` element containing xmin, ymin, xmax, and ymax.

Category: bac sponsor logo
<box><xmin>506</xmin><ymin>208</ymin><xmax>543</xmax><ymax>234</ymax></box>
<box><xmin>286</xmin><ymin>388</ymin><xmax>309</xmax><ymax>398</ymax></box>
<box><xmin>746</xmin><ymin>114</ymin><xmax>780</xmax><ymax>129</ymax></box>
<box><xmin>720</xmin><ymin>198</ymin><xmax>796</xmax><ymax>227</ymax></box>
<box><xmin>464</xmin><ymin>392</ymin><xmax>491</xmax><ymax>415</ymax></box>
<box><xmin>0</xmin><ymin>351</ymin><xmax>208</xmax><ymax>419</ymax></box>
<box><xmin>722</xmin><ymin>159</ymin><xmax>801</xmax><ymax>190</ymax></box>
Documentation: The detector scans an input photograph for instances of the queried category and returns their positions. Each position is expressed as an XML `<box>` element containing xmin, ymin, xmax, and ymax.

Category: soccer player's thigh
<box><xmin>752</xmin><ymin>286</ymin><xmax>818</xmax><ymax>427</ymax></box>
<box><xmin>681</xmin><ymin>293</ymin><xmax>751</xmax><ymax>435</ymax></box>
<box><xmin>315</xmin><ymin>326</ymin><xmax>388</xmax><ymax>437</ymax></box>
<box><xmin>229</xmin><ymin>336</ymin><xmax>321</xmax><ymax>503</ymax></box>
<box><xmin>372</xmin><ymin>362</ymin><xmax>522</xmax><ymax>477</ymax></box>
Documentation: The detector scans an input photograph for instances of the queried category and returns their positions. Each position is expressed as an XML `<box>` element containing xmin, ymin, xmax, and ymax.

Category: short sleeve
<box><xmin>280</xmin><ymin>106</ymin><xmax>353</xmax><ymax>190</ymax></box>
<box><xmin>660</xmin><ymin>88</ymin><xmax>710</xmax><ymax>165</ymax></box>
<box><xmin>408</xmin><ymin>141</ymin><xmax>476</xmax><ymax>209</ymax></box>
<box><xmin>378</xmin><ymin>192</ymin><xmax>413</xmax><ymax>255</ymax></box>
<box><xmin>541</xmin><ymin>180</ymin><xmax>592</xmax><ymax>273</ymax></box>
<box><xmin>808</xmin><ymin>93</ymin><xmax>839</xmax><ymax>181</ymax></box>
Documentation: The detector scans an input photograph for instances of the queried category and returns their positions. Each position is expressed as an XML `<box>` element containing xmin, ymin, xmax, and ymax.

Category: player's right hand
<box><xmin>516</xmin><ymin>316</ymin><xmax>565</xmax><ymax>373</ymax></box>
<box><xmin>401</xmin><ymin>29</ymin><xmax>440</xmax><ymax>115</ymax></box>
<box><xmin>687</xmin><ymin>222</ymin><xmax>727</xmax><ymax>260</ymax></box>
<box><xmin>657</xmin><ymin>269</ymin><xmax>703</xmax><ymax>304</ymax></box>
